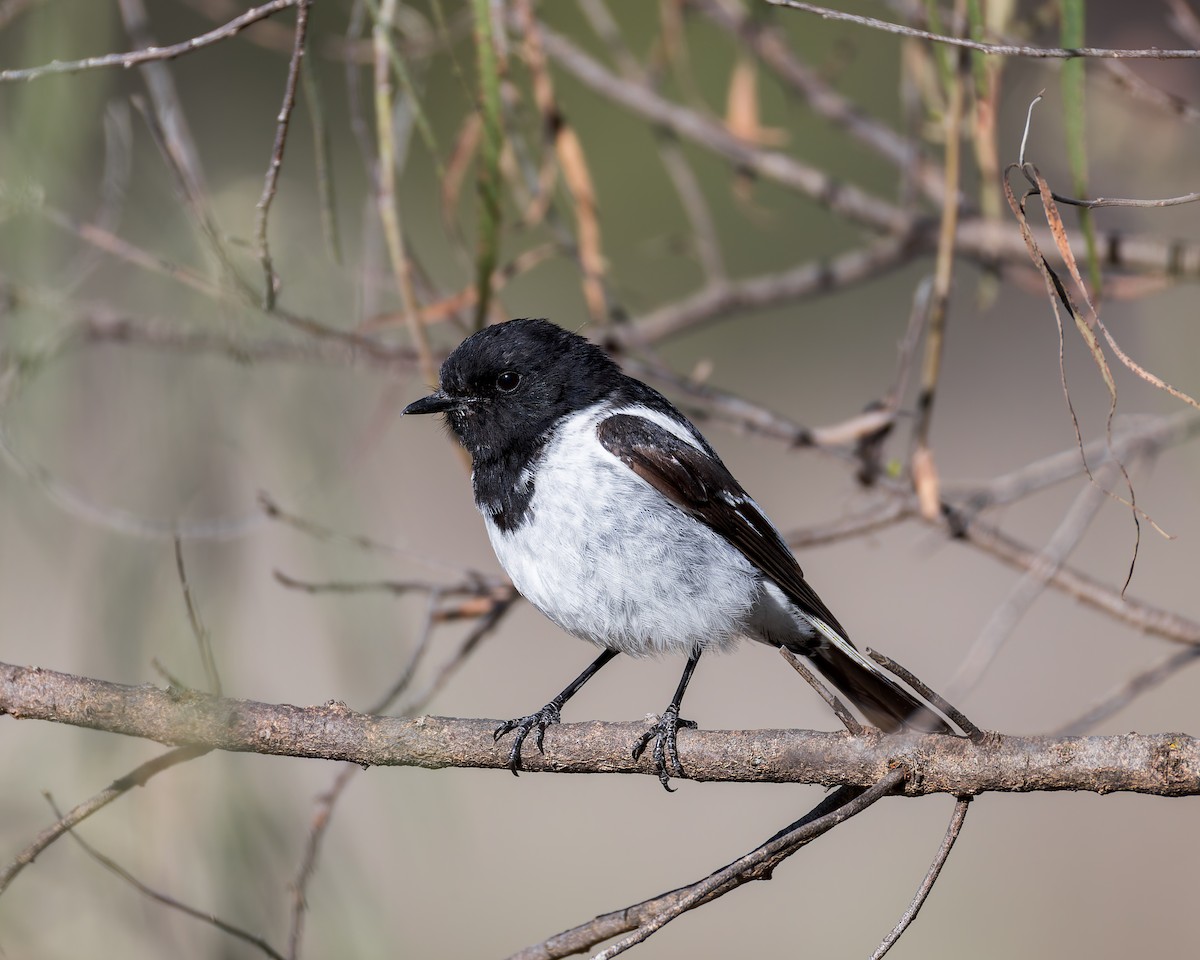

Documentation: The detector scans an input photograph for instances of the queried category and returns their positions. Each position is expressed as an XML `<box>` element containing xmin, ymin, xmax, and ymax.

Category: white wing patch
<box><xmin>803</xmin><ymin>613</ymin><xmax>896</xmax><ymax>682</ymax></box>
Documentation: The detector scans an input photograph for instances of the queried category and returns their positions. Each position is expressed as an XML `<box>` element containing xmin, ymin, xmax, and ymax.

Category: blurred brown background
<box><xmin>2</xmin><ymin>1</ymin><xmax>1199</xmax><ymax>957</ymax></box>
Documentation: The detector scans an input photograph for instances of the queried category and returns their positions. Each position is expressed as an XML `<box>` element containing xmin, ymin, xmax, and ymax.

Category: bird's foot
<box><xmin>632</xmin><ymin>705</ymin><xmax>697</xmax><ymax>792</ymax></box>
<box><xmin>493</xmin><ymin>702</ymin><xmax>562</xmax><ymax>775</ymax></box>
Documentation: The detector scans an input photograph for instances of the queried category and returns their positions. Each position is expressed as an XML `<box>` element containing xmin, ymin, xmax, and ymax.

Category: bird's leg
<box><xmin>494</xmin><ymin>648</ymin><xmax>619</xmax><ymax>775</ymax></box>
<box><xmin>632</xmin><ymin>650</ymin><xmax>702</xmax><ymax>791</ymax></box>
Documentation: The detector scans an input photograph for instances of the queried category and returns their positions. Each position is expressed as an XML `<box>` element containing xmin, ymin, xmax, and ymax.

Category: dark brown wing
<box><xmin>596</xmin><ymin>413</ymin><xmax>850</xmax><ymax>639</ymax></box>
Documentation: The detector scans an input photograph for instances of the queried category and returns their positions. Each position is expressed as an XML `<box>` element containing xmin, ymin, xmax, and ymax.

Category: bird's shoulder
<box><xmin>594</xmin><ymin>405</ymin><xmax>849</xmax><ymax>638</ymax></box>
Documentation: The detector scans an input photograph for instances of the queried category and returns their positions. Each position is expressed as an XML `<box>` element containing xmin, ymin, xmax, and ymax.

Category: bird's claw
<box><xmin>494</xmin><ymin>702</ymin><xmax>563</xmax><ymax>775</ymax></box>
<box><xmin>631</xmin><ymin>705</ymin><xmax>697</xmax><ymax>791</ymax></box>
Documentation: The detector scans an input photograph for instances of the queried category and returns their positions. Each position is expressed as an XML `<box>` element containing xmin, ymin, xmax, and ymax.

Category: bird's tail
<box><xmin>800</xmin><ymin>619</ymin><xmax>949</xmax><ymax>733</ymax></box>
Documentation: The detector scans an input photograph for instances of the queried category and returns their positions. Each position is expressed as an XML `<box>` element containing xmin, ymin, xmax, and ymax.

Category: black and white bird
<box><xmin>404</xmin><ymin>318</ymin><xmax>944</xmax><ymax>788</ymax></box>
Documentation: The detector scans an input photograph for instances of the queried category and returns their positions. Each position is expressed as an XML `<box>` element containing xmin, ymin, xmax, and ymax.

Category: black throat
<box><xmin>471</xmin><ymin>439</ymin><xmax>547</xmax><ymax>533</ymax></box>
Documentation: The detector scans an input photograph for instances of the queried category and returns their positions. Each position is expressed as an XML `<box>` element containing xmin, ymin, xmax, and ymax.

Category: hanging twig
<box><xmin>869</xmin><ymin>797</ymin><xmax>972</xmax><ymax>959</ymax></box>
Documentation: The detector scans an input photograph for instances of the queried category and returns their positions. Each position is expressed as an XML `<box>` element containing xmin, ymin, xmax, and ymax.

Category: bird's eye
<box><xmin>496</xmin><ymin>370</ymin><xmax>521</xmax><ymax>393</ymax></box>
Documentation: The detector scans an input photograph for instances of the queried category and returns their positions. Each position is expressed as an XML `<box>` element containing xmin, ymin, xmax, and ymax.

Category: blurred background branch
<box><xmin>2</xmin><ymin>2</ymin><xmax>1200</xmax><ymax>958</ymax></box>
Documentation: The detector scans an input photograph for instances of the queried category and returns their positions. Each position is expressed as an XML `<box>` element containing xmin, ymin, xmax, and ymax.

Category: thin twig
<box><xmin>255</xmin><ymin>0</ymin><xmax>312</xmax><ymax>309</ymax></box>
<box><xmin>174</xmin><ymin>536</ymin><xmax>222</xmax><ymax>696</ymax></box>
<box><xmin>785</xmin><ymin>500</ymin><xmax>909</xmax><ymax>549</ymax></box>
<box><xmin>767</xmin><ymin>1</ymin><xmax>1200</xmax><ymax>59</ymax></box>
<box><xmin>950</xmin><ymin>412</ymin><xmax>1200</xmax><ymax>512</ymax></box>
<box><xmin>869</xmin><ymin>797</ymin><xmax>972</xmax><ymax>960</ymax></box>
<box><xmin>578</xmin><ymin>0</ymin><xmax>725</xmax><ymax>281</ymax></box>
<box><xmin>287</xmin><ymin>591</ymin><xmax>446</xmax><ymax>960</ymax></box>
<box><xmin>910</xmin><ymin>42</ymin><xmax>968</xmax><ymax>519</ymax></box>
<box><xmin>949</xmin><ymin>465</ymin><xmax>1115</xmax><ymax>698</ymax></box>
<box><xmin>1054</xmin><ymin>646</ymin><xmax>1200</xmax><ymax>736</ymax></box>
<box><xmin>694</xmin><ymin>0</ymin><xmax>946</xmax><ymax>208</ymax></box>
<box><xmin>0</xmin><ymin>745</ymin><xmax>208</xmax><ymax>895</ymax></box>
<box><xmin>507</xmin><ymin>783</ymin><xmax>870</xmax><ymax>960</ymax></box>
<box><xmin>529</xmin><ymin>17</ymin><xmax>917</xmax><ymax>237</ymax></box>
<box><xmin>865</xmin><ymin>649</ymin><xmax>983</xmax><ymax>741</ymax></box>
<box><xmin>0</xmin><ymin>0</ymin><xmax>299</xmax><ymax>82</ymax></box>
<box><xmin>589</xmin><ymin>768</ymin><xmax>908</xmax><ymax>958</ymax></box>
<box><xmin>372</xmin><ymin>0</ymin><xmax>439</xmax><ymax>390</ymax></box>
<box><xmin>779</xmin><ymin>647</ymin><xmax>864</xmax><ymax>735</ymax></box>
<box><xmin>49</xmin><ymin>795</ymin><xmax>284</xmax><ymax>960</ymax></box>
<box><xmin>614</xmin><ymin>237</ymin><xmax>919</xmax><ymax>348</ymax></box>
<box><xmin>260</xmin><ymin>494</ymin><xmax>501</xmax><ymax>583</ymax></box>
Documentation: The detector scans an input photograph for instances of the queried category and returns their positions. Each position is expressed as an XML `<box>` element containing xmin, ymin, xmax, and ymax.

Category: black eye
<box><xmin>496</xmin><ymin>370</ymin><xmax>521</xmax><ymax>393</ymax></box>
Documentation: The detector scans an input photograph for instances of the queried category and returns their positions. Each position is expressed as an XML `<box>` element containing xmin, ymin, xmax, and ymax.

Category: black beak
<box><xmin>402</xmin><ymin>391</ymin><xmax>457</xmax><ymax>416</ymax></box>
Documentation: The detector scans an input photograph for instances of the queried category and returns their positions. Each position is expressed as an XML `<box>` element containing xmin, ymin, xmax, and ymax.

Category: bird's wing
<box><xmin>596</xmin><ymin>413</ymin><xmax>850</xmax><ymax>640</ymax></box>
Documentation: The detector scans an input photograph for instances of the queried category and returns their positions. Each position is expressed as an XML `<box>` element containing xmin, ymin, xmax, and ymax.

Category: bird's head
<box><xmin>403</xmin><ymin>318</ymin><xmax>621</xmax><ymax>462</ymax></box>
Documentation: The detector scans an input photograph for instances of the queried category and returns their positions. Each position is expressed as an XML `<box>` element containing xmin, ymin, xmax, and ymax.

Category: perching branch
<box><xmin>2</xmin><ymin>662</ymin><xmax>1197</xmax><ymax>797</ymax></box>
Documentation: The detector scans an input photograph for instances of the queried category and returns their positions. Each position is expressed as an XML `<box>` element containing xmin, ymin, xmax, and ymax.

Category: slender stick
<box><xmin>255</xmin><ymin>0</ymin><xmax>312</xmax><ymax>309</ymax></box>
<box><xmin>870</xmin><ymin>797</ymin><xmax>972</xmax><ymax>959</ymax></box>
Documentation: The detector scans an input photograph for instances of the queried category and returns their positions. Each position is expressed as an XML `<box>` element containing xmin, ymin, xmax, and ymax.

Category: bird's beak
<box><xmin>402</xmin><ymin>391</ymin><xmax>457</xmax><ymax>416</ymax></box>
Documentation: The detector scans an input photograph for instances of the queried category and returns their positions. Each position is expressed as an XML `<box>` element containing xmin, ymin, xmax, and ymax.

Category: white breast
<box><xmin>481</xmin><ymin>404</ymin><xmax>762</xmax><ymax>657</ymax></box>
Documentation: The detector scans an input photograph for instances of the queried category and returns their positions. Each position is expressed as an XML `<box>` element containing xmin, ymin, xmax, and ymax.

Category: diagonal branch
<box><xmin>591</xmin><ymin>769</ymin><xmax>908</xmax><ymax>958</ymax></box>
<box><xmin>509</xmin><ymin>775</ymin><xmax>902</xmax><ymax>960</ymax></box>
<box><xmin>0</xmin><ymin>745</ymin><xmax>209</xmax><ymax>895</ymax></box>
<box><xmin>768</xmin><ymin>1</ymin><xmax>1200</xmax><ymax>59</ymax></box>
<box><xmin>0</xmin><ymin>0</ymin><xmax>299</xmax><ymax>83</ymax></box>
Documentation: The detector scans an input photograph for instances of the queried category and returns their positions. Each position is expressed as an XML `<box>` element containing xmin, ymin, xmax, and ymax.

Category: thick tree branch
<box><xmin>2</xmin><ymin>662</ymin><xmax>1197</xmax><ymax>796</ymax></box>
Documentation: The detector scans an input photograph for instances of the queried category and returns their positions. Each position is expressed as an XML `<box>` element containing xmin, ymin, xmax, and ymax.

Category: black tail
<box><xmin>808</xmin><ymin>642</ymin><xmax>950</xmax><ymax>734</ymax></box>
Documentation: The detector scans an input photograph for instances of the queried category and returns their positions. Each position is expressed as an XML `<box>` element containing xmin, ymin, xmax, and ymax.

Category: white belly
<box><xmin>482</xmin><ymin>405</ymin><xmax>762</xmax><ymax>657</ymax></box>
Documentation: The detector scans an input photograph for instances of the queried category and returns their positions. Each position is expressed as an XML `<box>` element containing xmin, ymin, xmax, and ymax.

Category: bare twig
<box><xmin>949</xmin><ymin>465</ymin><xmax>1117</xmax><ymax>698</ymax></box>
<box><xmin>590</xmin><ymin>768</ymin><xmax>908</xmax><ymax>958</ymax></box>
<box><xmin>255</xmin><ymin>0</ymin><xmax>312</xmax><ymax>309</ymax></box>
<box><xmin>529</xmin><ymin>18</ymin><xmax>917</xmax><ymax>237</ymax></box>
<box><xmin>767</xmin><ymin>1</ymin><xmax>1200</xmax><ymax>59</ymax></box>
<box><xmin>0</xmin><ymin>745</ymin><xmax>209</xmax><ymax>895</ymax></box>
<box><xmin>49</xmin><ymin>795</ymin><xmax>284</xmax><ymax>960</ymax></box>
<box><xmin>1054</xmin><ymin>646</ymin><xmax>1200</xmax><ymax>736</ymax></box>
<box><xmin>0</xmin><ymin>0</ymin><xmax>300</xmax><ymax>82</ymax></box>
<box><xmin>910</xmin><ymin>42</ymin><xmax>968</xmax><ymax>520</ymax></box>
<box><xmin>174</xmin><ymin>537</ymin><xmax>222</xmax><ymax>696</ymax></box>
<box><xmin>779</xmin><ymin>647</ymin><xmax>864</xmax><ymax>735</ymax></box>
<box><xmin>865</xmin><ymin>649</ymin><xmax>983</xmax><ymax>741</ymax></box>
<box><xmin>694</xmin><ymin>0</ymin><xmax>947</xmax><ymax>207</ymax></box>
<box><xmin>614</xmin><ymin>237</ymin><xmax>919</xmax><ymax>348</ymax></box>
<box><xmin>287</xmin><ymin>591</ymin><xmax>446</xmax><ymax>960</ymax></box>
<box><xmin>372</xmin><ymin>0</ymin><xmax>438</xmax><ymax>389</ymax></box>
<box><xmin>950</xmin><ymin>412</ymin><xmax>1200</xmax><ymax>511</ymax></box>
<box><xmin>869</xmin><ymin>797</ymin><xmax>971</xmax><ymax>959</ymax></box>
<box><xmin>508</xmin><ymin>782</ymin><xmax>874</xmax><ymax>960</ymax></box>
<box><xmin>578</xmin><ymin>0</ymin><xmax>725</xmax><ymax>280</ymax></box>
<box><xmin>119</xmin><ymin>0</ymin><xmax>239</xmax><ymax>288</ymax></box>
<box><xmin>957</xmin><ymin>513</ymin><xmax>1200</xmax><ymax>650</ymax></box>
<box><xmin>785</xmin><ymin>500</ymin><xmax>909</xmax><ymax>549</ymax></box>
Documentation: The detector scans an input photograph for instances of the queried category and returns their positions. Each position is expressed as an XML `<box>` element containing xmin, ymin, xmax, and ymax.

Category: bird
<box><xmin>403</xmin><ymin>318</ymin><xmax>945</xmax><ymax>789</ymax></box>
